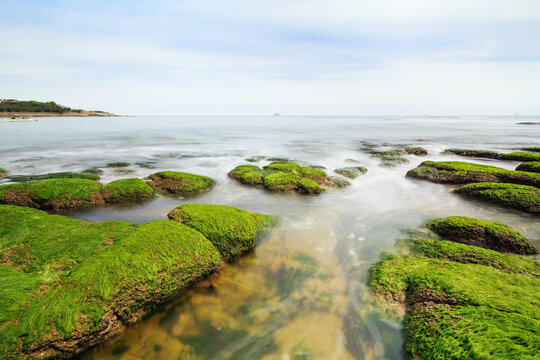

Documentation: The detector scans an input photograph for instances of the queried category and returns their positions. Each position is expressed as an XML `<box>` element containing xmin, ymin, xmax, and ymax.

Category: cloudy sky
<box><xmin>1</xmin><ymin>0</ymin><xmax>539</xmax><ymax>115</ymax></box>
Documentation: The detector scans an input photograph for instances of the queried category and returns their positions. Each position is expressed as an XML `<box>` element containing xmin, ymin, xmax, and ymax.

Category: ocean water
<box><xmin>1</xmin><ymin>115</ymin><xmax>539</xmax><ymax>360</ymax></box>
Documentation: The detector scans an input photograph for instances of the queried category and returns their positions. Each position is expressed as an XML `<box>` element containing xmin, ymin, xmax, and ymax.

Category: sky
<box><xmin>1</xmin><ymin>0</ymin><xmax>539</xmax><ymax>115</ymax></box>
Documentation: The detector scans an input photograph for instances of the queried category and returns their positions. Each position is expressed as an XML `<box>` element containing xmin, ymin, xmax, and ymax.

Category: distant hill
<box><xmin>0</xmin><ymin>99</ymin><xmax>116</xmax><ymax>117</ymax></box>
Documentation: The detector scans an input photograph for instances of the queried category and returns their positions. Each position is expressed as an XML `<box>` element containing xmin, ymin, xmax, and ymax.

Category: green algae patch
<box><xmin>0</xmin><ymin>207</ymin><xmax>224</xmax><ymax>359</ymax></box>
<box><xmin>147</xmin><ymin>171</ymin><xmax>214</xmax><ymax>195</ymax></box>
<box><xmin>101</xmin><ymin>178</ymin><xmax>155</xmax><ymax>203</ymax></box>
<box><xmin>519</xmin><ymin>147</ymin><xmax>540</xmax><ymax>153</ymax></box>
<box><xmin>380</xmin><ymin>156</ymin><xmax>408</xmax><ymax>167</ymax></box>
<box><xmin>501</xmin><ymin>152</ymin><xmax>540</xmax><ymax>162</ymax></box>
<box><xmin>404</xmin><ymin>147</ymin><xmax>428</xmax><ymax>155</ymax></box>
<box><xmin>406</xmin><ymin>161</ymin><xmax>540</xmax><ymax>187</ymax></box>
<box><xmin>0</xmin><ymin>168</ymin><xmax>8</xmax><ymax>178</ymax></box>
<box><xmin>0</xmin><ymin>178</ymin><xmax>104</xmax><ymax>210</ymax></box>
<box><xmin>229</xmin><ymin>162</ymin><xmax>332</xmax><ymax>194</ymax></box>
<box><xmin>454</xmin><ymin>182</ymin><xmax>540</xmax><ymax>215</ymax></box>
<box><xmin>7</xmin><ymin>172</ymin><xmax>100</xmax><ymax>183</ymax></box>
<box><xmin>426</xmin><ymin>216</ymin><xmax>538</xmax><ymax>255</ymax></box>
<box><xmin>517</xmin><ymin>161</ymin><xmax>540</xmax><ymax>173</ymax></box>
<box><xmin>441</xmin><ymin>148</ymin><xmax>502</xmax><ymax>159</ymax></box>
<box><xmin>334</xmin><ymin>166</ymin><xmax>367</xmax><ymax>179</ymax></box>
<box><xmin>328</xmin><ymin>176</ymin><xmax>351</xmax><ymax>188</ymax></box>
<box><xmin>369</xmin><ymin>237</ymin><xmax>540</xmax><ymax>360</ymax></box>
<box><xmin>168</xmin><ymin>204</ymin><xmax>278</xmax><ymax>261</ymax></box>
<box><xmin>105</xmin><ymin>162</ymin><xmax>131</xmax><ymax>168</ymax></box>
<box><xmin>82</xmin><ymin>167</ymin><xmax>104</xmax><ymax>175</ymax></box>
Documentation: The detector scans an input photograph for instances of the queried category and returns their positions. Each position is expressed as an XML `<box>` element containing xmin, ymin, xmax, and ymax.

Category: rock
<box><xmin>369</xmin><ymin>233</ymin><xmax>540</xmax><ymax>360</ymax></box>
<box><xmin>426</xmin><ymin>216</ymin><xmax>538</xmax><ymax>255</ymax></box>
<box><xmin>517</xmin><ymin>122</ymin><xmax>540</xmax><ymax>125</ymax></box>
<box><xmin>0</xmin><ymin>168</ymin><xmax>7</xmax><ymax>178</ymax></box>
<box><xmin>8</xmin><ymin>172</ymin><xmax>100</xmax><ymax>182</ymax></box>
<box><xmin>406</xmin><ymin>161</ymin><xmax>540</xmax><ymax>187</ymax></box>
<box><xmin>101</xmin><ymin>178</ymin><xmax>155</xmax><ymax>203</ymax></box>
<box><xmin>168</xmin><ymin>203</ymin><xmax>278</xmax><ymax>261</ymax></box>
<box><xmin>441</xmin><ymin>148</ymin><xmax>501</xmax><ymax>159</ymax></box>
<box><xmin>82</xmin><ymin>167</ymin><xmax>104</xmax><ymax>175</ymax></box>
<box><xmin>228</xmin><ymin>162</ymin><xmax>328</xmax><ymax>194</ymax></box>
<box><xmin>405</xmin><ymin>147</ymin><xmax>428</xmax><ymax>155</ymax></box>
<box><xmin>518</xmin><ymin>147</ymin><xmax>540</xmax><ymax>153</ymax></box>
<box><xmin>135</xmin><ymin>161</ymin><xmax>157</xmax><ymax>169</ymax></box>
<box><xmin>334</xmin><ymin>166</ymin><xmax>368</xmax><ymax>179</ymax></box>
<box><xmin>147</xmin><ymin>171</ymin><xmax>214</xmax><ymax>194</ymax></box>
<box><xmin>105</xmin><ymin>162</ymin><xmax>131</xmax><ymax>168</ymax></box>
<box><xmin>0</xmin><ymin>204</ymin><xmax>277</xmax><ymax>359</ymax></box>
<box><xmin>328</xmin><ymin>176</ymin><xmax>351</xmax><ymax>188</ymax></box>
<box><xmin>454</xmin><ymin>182</ymin><xmax>540</xmax><ymax>215</ymax></box>
<box><xmin>380</xmin><ymin>156</ymin><xmax>409</xmax><ymax>167</ymax></box>
<box><xmin>516</xmin><ymin>161</ymin><xmax>540</xmax><ymax>173</ymax></box>
<box><xmin>501</xmin><ymin>152</ymin><xmax>540</xmax><ymax>162</ymax></box>
<box><xmin>0</xmin><ymin>178</ymin><xmax>155</xmax><ymax>210</ymax></box>
<box><xmin>245</xmin><ymin>156</ymin><xmax>266</xmax><ymax>163</ymax></box>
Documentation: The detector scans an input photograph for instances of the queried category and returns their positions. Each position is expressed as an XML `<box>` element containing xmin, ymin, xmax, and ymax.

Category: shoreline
<box><xmin>0</xmin><ymin>112</ymin><xmax>119</xmax><ymax>117</ymax></box>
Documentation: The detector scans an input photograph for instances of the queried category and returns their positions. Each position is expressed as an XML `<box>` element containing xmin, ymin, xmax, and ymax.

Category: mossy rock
<box><xmin>0</xmin><ymin>178</ymin><xmax>104</xmax><ymax>210</ymax></box>
<box><xmin>328</xmin><ymin>176</ymin><xmax>351</xmax><ymax>188</ymax></box>
<box><xmin>228</xmin><ymin>162</ymin><xmax>328</xmax><ymax>194</ymax></box>
<box><xmin>334</xmin><ymin>166</ymin><xmax>367</xmax><ymax>179</ymax></box>
<box><xmin>8</xmin><ymin>172</ymin><xmax>99</xmax><ymax>183</ymax></box>
<box><xmin>516</xmin><ymin>161</ymin><xmax>540</xmax><ymax>173</ymax></box>
<box><xmin>519</xmin><ymin>147</ymin><xmax>540</xmax><ymax>153</ymax></box>
<box><xmin>426</xmin><ymin>216</ymin><xmax>538</xmax><ymax>255</ymax></box>
<box><xmin>454</xmin><ymin>182</ymin><xmax>540</xmax><ymax>215</ymax></box>
<box><xmin>135</xmin><ymin>161</ymin><xmax>157</xmax><ymax>169</ymax></box>
<box><xmin>380</xmin><ymin>156</ymin><xmax>409</xmax><ymax>167</ymax></box>
<box><xmin>101</xmin><ymin>178</ymin><xmax>155</xmax><ymax>203</ymax></box>
<box><xmin>369</xmin><ymin>236</ymin><xmax>540</xmax><ymax>360</ymax></box>
<box><xmin>245</xmin><ymin>156</ymin><xmax>266</xmax><ymax>163</ymax></box>
<box><xmin>0</xmin><ymin>168</ymin><xmax>8</xmax><ymax>178</ymax></box>
<box><xmin>0</xmin><ymin>207</ymin><xmax>223</xmax><ymax>359</ymax></box>
<box><xmin>168</xmin><ymin>204</ymin><xmax>278</xmax><ymax>261</ymax></box>
<box><xmin>405</xmin><ymin>147</ymin><xmax>428</xmax><ymax>155</ymax></box>
<box><xmin>406</xmin><ymin>161</ymin><xmax>540</xmax><ymax>187</ymax></box>
<box><xmin>441</xmin><ymin>148</ymin><xmax>502</xmax><ymax>159</ymax></box>
<box><xmin>501</xmin><ymin>152</ymin><xmax>540</xmax><ymax>162</ymax></box>
<box><xmin>0</xmin><ymin>177</ymin><xmax>155</xmax><ymax>210</ymax></box>
<box><xmin>82</xmin><ymin>167</ymin><xmax>104</xmax><ymax>175</ymax></box>
<box><xmin>147</xmin><ymin>171</ymin><xmax>215</xmax><ymax>194</ymax></box>
<box><xmin>105</xmin><ymin>162</ymin><xmax>131</xmax><ymax>168</ymax></box>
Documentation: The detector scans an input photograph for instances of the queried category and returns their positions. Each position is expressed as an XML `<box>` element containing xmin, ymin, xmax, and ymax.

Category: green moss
<box><xmin>135</xmin><ymin>161</ymin><xmax>157</xmax><ymax>169</ymax></box>
<box><xmin>0</xmin><ymin>213</ymin><xmax>223</xmax><ymax>357</ymax></box>
<box><xmin>8</xmin><ymin>172</ymin><xmax>99</xmax><ymax>182</ymax></box>
<box><xmin>454</xmin><ymin>182</ymin><xmax>540</xmax><ymax>215</ymax></box>
<box><xmin>228</xmin><ymin>165</ymin><xmax>266</xmax><ymax>185</ymax></box>
<box><xmin>380</xmin><ymin>156</ymin><xmax>409</xmax><ymax>167</ymax></box>
<box><xmin>82</xmin><ymin>167</ymin><xmax>104</xmax><ymax>175</ymax></box>
<box><xmin>298</xmin><ymin>178</ymin><xmax>324</xmax><ymax>194</ymax></box>
<box><xmin>334</xmin><ymin>166</ymin><xmax>367</xmax><ymax>179</ymax></box>
<box><xmin>0</xmin><ymin>168</ymin><xmax>8</xmax><ymax>178</ymax></box>
<box><xmin>426</xmin><ymin>216</ymin><xmax>537</xmax><ymax>255</ymax></box>
<box><xmin>105</xmin><ymin>162</ymin><xmax>131</xmax><ymax>168</ymax></box>
<box><xmin>262</xmin><ymin>172</ymin><xmax>301</xmax><ymax>192</ymax></box>
<box><xmin>405</xmin><ymin>147</ymin><xmax>428</xmax><ymax>155</ymax></box>
<box><xmin>168</xmin><ymin>204</ymin><xmax>278</xmax><ymax>261</ymax></box>
<box><xmin>230</xmin><ymin>162</ymin><xmax>330</xmax><ymax>194</ymax></box>
<box><xmin>101</xmin><ymin>178</ymin><xmax>155</xmax><ymax>203</ymax></box>
<box><xmin>328</xmin><ymin>176</ymin><xmax>351</xmax><ymax>188</ymax></box>
<box><xmin>516</xmin><ymin>161</ymin><xmax>540</xmax><ymax>173</ymax></box>
<box><xmin>407</xmin><ymin>161</ymin><xmax>540</xmax><ymax>186</ymax></box>
<box><xmin>369</xmin><ymin>237</ymin><xmax>540</xmax><ymax>360</ymax></box>
<box><xmin>441</xmin><ymin>148</ymin><xmax>501</xmax><ymax>159</ymax></box>
<box><xmin>519</xmin><ymin>147</ymin><xmax>540</xmax><ymax>153</ymax></box>
<box><xmin>147</xmin><ymin>171</ymin><xmax>214</xmax><ymax>194</ymax></box>
<box><xmin>501</xmin><ymin>152</ymin><xmax>540</xmax><ymax>162</ymax></box>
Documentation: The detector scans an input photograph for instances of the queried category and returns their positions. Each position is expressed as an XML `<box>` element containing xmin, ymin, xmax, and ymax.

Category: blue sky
<box><xmin>1</xmin><ymin>0</ymin><xmax>539</xmax><ymax>115</ymax></box>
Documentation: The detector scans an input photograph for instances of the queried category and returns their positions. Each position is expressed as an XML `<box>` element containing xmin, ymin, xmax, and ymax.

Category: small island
<box><xmin>0</xmin><ymin>99</ymin><xmax>117</xmax><ymax>117</ymax></box>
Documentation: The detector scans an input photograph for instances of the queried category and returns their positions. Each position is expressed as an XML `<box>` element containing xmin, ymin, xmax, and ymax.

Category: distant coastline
<box><xmin>0</xmin><ymin>111</ymin><xmax>119</xmax><ymax>117</ymax></box>
<box><xmin>0</xmin><ymin>99</ymin><xmax>118</xmax><ymax>117</ymax></box>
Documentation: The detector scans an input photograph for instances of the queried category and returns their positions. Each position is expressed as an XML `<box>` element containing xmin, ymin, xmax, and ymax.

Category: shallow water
<box><xmin>1</xmin><ymin>115</ymin><xmax>539</xmax><ymax>360</ymax></box>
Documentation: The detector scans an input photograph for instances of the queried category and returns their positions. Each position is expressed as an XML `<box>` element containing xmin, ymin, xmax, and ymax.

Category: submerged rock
<box><xmin>105</xmin><ymin>162</ymin><xmax>131</xmax><ymax>168</ymax></box>
<box><xmin>245</xmin><ymin>155</ymin><xmax>266</xmax><ymax>163</ymax></box>
<box><xmin>426</xmin><ymin>216</ymin><xmax>538</xmax><ymax>255</ymax></box>
<box><xmin>441</xmin><ymin>148</ymin><xmax>502</xmax><ymax>159</ymax></box>
<box><xmin>0</xmin><ymin>178</ymin><xmax>155</xmax><ymax>210</ymax></box>
<box><xmin>82</xmin><ymin>167</ymin><xmax>104</xmax><ymax>175</ymax></box>
<box><xmin>516</xmin><ymin>161</ymin><xmax>540</xmax><ymax>173</ymax></box>
<box><xmin>334</xmin><ymin>166</ymin><xmax>368</xmax><ymax>179</ymax></box>
<box><xmin>501</xmin><ymin>152</ymin><xmax>540</xmax><ymax>162</ymax></box>
<box><xmin>405</xmin><ymin>147</ymin><xmax>428</xmax><ymax>155</ymax></box>
<box><xmin>8</xmin><ymin>172</ymin><xmax>100</xmax><ymax>182</ymax></box>
<box><xmin>168</xmin><ymin>203</ymin><xmax>278</xmax><ymax>261</ymax></box>
<box><xmin>147</xmin><ymin>171</ymin><xmax>214</xmax><ymax>194</ymax></box>
<box><xmin>380</xmin><ymin>156</ymin><xmax>409</xmax><ymax>167</ymax></box>
<box><xmin>0</xmin><ymin>204</ymin><xmax>277</xmax><ymax>359</ymax></box>
<box><xmin>228</xmin><ymin>162</ymin><xmax>329</xmax><ymax>194</ymax></box>
<box><xmin>519</xmin><ymin>147</ymin><xmax>540</xmax><ymax>153</ymax></box>
<box><xmin>454</xmin><ymin>182</ymin><xmax>540</xmax><ymax>215</ymax></box>
<box><xmin>360</xmin><ymin>143</ymin><xmax>421</xmax><ymax>166</ymax></box>
<box><xmin>328</xmin><ymin>176</ymin><xmax>351</xmax><ymax>188</ymax></box>
<box><xmin>406</xmin><ymin>161</ymin><xmax>540</xmax><ymax>187</ymax></box>
<box><xmin>369</xmin><ymin>233</ymin><xmax>540</xmax><ymax>360</ymax></box>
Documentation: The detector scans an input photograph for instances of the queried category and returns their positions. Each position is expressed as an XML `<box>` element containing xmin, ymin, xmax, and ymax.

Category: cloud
<box><xmin>0</xmin><ymin>0</ymin><xmax>539</xmax><ymax>114</ymax></box>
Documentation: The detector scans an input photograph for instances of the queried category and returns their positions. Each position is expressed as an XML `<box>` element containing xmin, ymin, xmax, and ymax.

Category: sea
<box><xmin>1</xmin><ymin>115</ymin><xmax>539</xmax><ymax>360</ymax></box>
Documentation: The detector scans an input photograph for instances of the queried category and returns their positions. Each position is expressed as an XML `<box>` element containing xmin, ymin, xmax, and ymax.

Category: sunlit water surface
<box><xmin>1</xmin><ymin>116</ymin><xmax>539</xmax><ymax>360</ymax></box>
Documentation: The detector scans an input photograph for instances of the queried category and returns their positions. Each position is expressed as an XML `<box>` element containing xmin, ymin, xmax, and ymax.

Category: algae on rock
<box><xmin>516</xmin><ymin>161</ymin><xmax>540</xmax><ymax>174</ymax></box>
<box><xmin>147</xmin><ymin>171</ymin><xmax>215</xmax><ymax>194</ymax></box>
